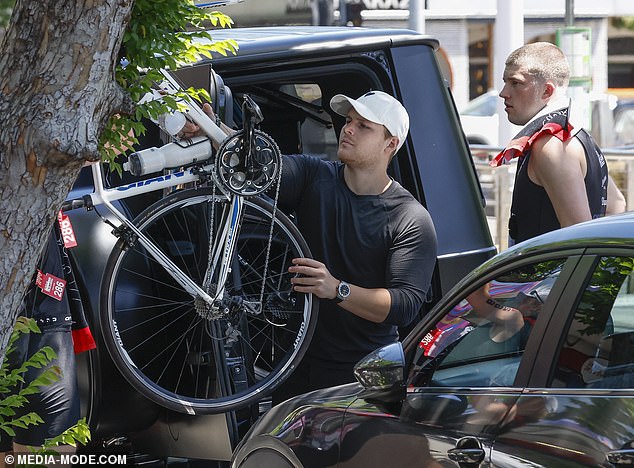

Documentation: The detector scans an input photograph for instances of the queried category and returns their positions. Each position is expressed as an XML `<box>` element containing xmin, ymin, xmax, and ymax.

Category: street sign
<box><xmin>556</xmin><ymin>27</ymin><xmax>592</xmax><ymax>85</ymax></box>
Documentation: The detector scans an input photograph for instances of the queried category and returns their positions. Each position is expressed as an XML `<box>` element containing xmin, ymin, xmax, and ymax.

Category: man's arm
<box><xmin>466</xmin><ymin>283</ymin><xmax>523</xmax><ymax>330</ymax></box>
<box><xmin>529</xmin><ymin>135</ymin><xmax>592</xmax><ymax>227</ymax></box>
<box><xmin>288</xmin><ymin>258</ymin><xmax>391</xmax><ymax>323</ymax></box>
<box><xmin>607</xmin><ymin>175</ymin><xmax>626</xmax><ymax>215</ymax></box>
<box><xmin>289</xmin><ymin>206</ymin><xmax>437</xmax><ymax>326</ymax></box>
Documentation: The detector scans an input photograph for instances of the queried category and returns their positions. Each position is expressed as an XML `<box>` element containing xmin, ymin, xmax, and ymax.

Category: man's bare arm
<box><xmin>607</xmin><ymin>175</ymin><xmax>626</xmax><ymax>215</ymax></box>
<box><xmin>529</xmin><ymin>135</ymin><xmax>592</xmax><ymax>227</ymax></box>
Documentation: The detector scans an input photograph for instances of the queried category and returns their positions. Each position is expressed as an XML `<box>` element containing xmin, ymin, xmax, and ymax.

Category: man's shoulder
<box><xmin>284</xmin><ymin>154</ymin><xmax>340</xmax><ymax>174</ymax></box>
<box><xmin>529</xmin><ymin>132</ymin><xmax>582</xmax><ymax>166</ymax></box>
<box><xmin>389</xmin><ymin>182</ymin><xmax>434</xmax><ymax>223</ymax></box>
<box><xmin>390</xmin><ymin>181</ymin><xmax>425</xmax><ymax>205</ymax></box>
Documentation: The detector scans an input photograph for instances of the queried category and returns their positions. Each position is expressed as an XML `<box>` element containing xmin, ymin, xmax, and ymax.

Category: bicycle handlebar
<box><xmin>61</xmin><ymin>195</ymin><xmax>92</xmax><ymax>213</ymax></box>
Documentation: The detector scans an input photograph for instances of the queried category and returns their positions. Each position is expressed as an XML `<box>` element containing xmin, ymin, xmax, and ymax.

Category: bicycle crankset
<box><xmin>214</xmin><ymin>129</ymin><xmax>281</xmax><ymax>197</ymax></box>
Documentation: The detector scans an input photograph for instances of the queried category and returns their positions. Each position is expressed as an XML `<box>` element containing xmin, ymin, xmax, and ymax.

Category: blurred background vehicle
<box><xmin>613</xmin><ymin>98</ymin><xmax>634</xmax><ymax>146</ymax></box>
<box><xmin>459</xmin><ymin>89</ymin><xmax>502</xmax><ymax>147</ymax></box>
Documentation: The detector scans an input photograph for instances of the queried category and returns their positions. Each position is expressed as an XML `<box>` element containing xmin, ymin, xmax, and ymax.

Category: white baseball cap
<box><xmin>330</xmin><ymin>90</ymin><xmax>410</xmax><ymax>152</ymax></box>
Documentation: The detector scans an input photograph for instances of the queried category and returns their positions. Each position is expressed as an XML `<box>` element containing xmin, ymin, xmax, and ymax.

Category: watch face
<box><xmin>338</xmin><ymin>282</ymin><xmax>351</xmax><ymax>298</ymax></box>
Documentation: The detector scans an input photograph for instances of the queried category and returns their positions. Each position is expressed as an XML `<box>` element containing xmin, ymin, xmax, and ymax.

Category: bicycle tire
<box><xmin>100</xmin><ymin>187</ymin><xmax>317</xmax><ymax>414</ymax></box>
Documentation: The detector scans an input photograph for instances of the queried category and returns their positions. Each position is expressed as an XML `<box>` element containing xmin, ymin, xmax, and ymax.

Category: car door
<box><xmin>338</xmin><ymin>255</ymin><xmax>575</xmax><ymax>467</ymax></box>
<box><xmin>492</xmin><ymin>251</ymin><xmax>634</xmax><ymax>466</ymax></box>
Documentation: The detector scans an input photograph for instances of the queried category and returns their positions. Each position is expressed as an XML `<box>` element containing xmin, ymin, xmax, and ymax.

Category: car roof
<box><xmin>460</xmin><ymin>89</ymin><xmax>498</xmax><ymax>116</ymax></box>
<box><xmin>616</xmin><ymin>98</ymin><xmax>634</xmax><ymax>110</ymax></box>
<box><xmin>491</xmin><ymin>211</ymin><xmax>634</xmax><ymax>264</ymax></box>
<box><xmin>195</xmin><ymin>26</ymin><xmax>439</xmax><ymax>65</ymax></box>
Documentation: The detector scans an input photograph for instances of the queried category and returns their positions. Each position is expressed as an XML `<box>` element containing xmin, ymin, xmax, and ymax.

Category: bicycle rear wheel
<box><xmin>100</xmin><ymin>187</ymin><xmax>317</xmax><ymax>414</ymax></box>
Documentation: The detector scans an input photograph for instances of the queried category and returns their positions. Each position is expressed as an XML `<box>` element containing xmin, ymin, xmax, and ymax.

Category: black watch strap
<box><xmin>335</xmin><ymin>280</ymin><xmax>351</xmax><ymax>303</ymax></box>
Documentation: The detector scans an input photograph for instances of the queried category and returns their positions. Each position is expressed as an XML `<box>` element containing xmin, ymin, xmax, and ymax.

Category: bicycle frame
<box><xmin>66</xmin><ymin>68</ymin><xmax>277</xmax><ymax>314</ymax></box>
<box><xmin>81</xmin><ymin>160</ymin><xmax>244</xmax><ymax>308</ymax></box>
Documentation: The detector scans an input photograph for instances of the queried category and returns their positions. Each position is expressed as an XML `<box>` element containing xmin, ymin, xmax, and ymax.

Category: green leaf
<box><xmin>43</xmin><ymin>418</ymin><xmax>91</xmax><ymax>447</ymax></box>
<box><xmin>99</xmin><ymin>2</ymin><xmax>237</xmax><ymax>166</ymax></box>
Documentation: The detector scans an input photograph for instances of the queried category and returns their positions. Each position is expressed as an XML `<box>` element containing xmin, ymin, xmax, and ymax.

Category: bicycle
<box><xmin>62</xmin><ymin>70</ymin><xmax>317</xmax><ymax>415</ymax></box>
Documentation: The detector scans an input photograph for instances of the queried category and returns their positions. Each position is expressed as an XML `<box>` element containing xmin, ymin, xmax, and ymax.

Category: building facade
<box><xmin>218</xmin><ymin>0</ymin><xmax>634</xmax><ymax>109</ymax></box>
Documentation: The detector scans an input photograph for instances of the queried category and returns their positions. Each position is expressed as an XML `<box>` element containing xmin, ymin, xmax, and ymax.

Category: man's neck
<box><xmin>525</xmin><ymin>94</ymin><xmax>571</xmax><ymax>129</ymax></box>
<box><xmin>343</xmin><ymin>165</ymin><xmax>392</xmax><ymax>195</ymax></box>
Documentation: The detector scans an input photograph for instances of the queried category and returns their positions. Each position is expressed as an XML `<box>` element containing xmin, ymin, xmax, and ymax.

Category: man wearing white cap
<box><xmin>184</xmin><ymin>91</ymin><xmax>437</xmax><ymax>402</ymax></box>
<box><xmin>272</xmin><ymin>90</ymin><xmax>438</xmax><ymax>402</ymax></box>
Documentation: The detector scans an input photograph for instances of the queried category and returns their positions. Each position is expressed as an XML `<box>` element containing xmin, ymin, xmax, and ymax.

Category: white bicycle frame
<box><xmin>77</xmin><ymin>70</ymin><xmax>244</xmax><ymax>305</ymax></box>
<box><xmin>69</xmin><ymin>68</ymin><xmax>277</xmax><ymax>310</ymax></box>
<box><xmin>84</xmin><ymin>160</ymin><xmax>244</xmax><ymax>307</ymax></box>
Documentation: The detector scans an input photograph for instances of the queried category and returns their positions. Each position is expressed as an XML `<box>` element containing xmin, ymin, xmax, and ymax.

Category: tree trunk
<box><xmin>0</xmin><ymin>0</ymin><xmax>134</xmax><ymax>360</ymax></box>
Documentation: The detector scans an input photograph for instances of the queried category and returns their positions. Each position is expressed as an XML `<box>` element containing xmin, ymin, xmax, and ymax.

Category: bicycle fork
<box><xmin>203</xmin><ymin>194</ymin><xmax>244</xmax><ymax>308</ymax></box>
<box><xmin>205</xmin><ymin>194</ymin><xmax>263</xmax><ymax>317</ymax></box>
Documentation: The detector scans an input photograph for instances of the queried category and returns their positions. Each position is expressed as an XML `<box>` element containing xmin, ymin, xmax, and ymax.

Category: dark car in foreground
<box><xmin>231</xmin><ymin>212</ymin><xmax>634</xmax><ymax>467</ymax></box>
<box><xmin>66</xmin><ymin>26</ymin><xmax>494</xmax><ymax>463</ymax></box>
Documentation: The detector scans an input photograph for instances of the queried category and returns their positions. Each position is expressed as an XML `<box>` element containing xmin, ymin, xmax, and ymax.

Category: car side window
<box><xmin>552</xmin><ymin>256</ymin><xmax>634</xmax><ymax>389</ymax></box>
<box><xmin>277</xmin><ymin>83</ymin><xmax>339</xmax><ymax>161</ymax></box>
<box><xmin>229</xmin><ymin>83</ymin><xmax>337</xmax><ymax>160</ymax></box>
<box><xmin>408</xmin><ymin>259</ymin><xmax>566</xmax><ymax>388</ymax></box>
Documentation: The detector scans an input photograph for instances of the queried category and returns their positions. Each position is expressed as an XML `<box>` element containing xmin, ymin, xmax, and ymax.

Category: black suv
<box><xmin>68</xmin><ymin>26</ymin><xmax>494</xmax><ymax>463</ymax></box>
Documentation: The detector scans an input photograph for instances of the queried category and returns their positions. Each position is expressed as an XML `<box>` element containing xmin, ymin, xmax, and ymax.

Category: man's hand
<box><xmin>179</xmin><ymin>102</ymin><xmax>236</xmax><ymax>148</ymax></box>
<box><xmin>290</xmin><ymin>257</ymin><xmax>391</xmax><ymax>323</ymax></box>
<box><xmin>179</xmin><ymin>102</ymin><xmax>216</xmax><ymax>139</ymax></box>
<box><xmin>288</xmin><ymin>258</ymin><xmax>339</xmax><ymax>300</ymax></box>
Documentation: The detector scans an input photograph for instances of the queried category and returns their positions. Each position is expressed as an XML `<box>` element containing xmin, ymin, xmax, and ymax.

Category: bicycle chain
<box><xmin>259</xmin><ymin>155</ymin><xmax>283</xmax><ymax>323</ymax></box>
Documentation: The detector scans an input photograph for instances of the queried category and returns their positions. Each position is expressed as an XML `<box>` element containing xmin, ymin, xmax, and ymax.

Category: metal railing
<box><xmin>470</xmin><ymin>144</ymin><xmax>634</xmax><ymax>252</ymax></box>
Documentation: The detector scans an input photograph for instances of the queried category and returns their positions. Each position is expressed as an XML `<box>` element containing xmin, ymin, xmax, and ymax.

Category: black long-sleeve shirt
<box><xmin>278</xmin><ymin>154</ymin><xmax>438</xmax><ymax>367</ymax></box>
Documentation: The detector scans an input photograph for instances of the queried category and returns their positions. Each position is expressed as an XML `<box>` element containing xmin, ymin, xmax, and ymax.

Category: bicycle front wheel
<box><xmin>100</xmin><ymin>187</ymin><xmax>317</xmax><ymax>414</ymax></box>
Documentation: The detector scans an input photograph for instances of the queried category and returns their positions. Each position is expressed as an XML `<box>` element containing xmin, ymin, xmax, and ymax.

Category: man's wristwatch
<box><xmin>334</xmin><ymin>281</ymin><xmax>351</xmax><ymax>303</ymax></box>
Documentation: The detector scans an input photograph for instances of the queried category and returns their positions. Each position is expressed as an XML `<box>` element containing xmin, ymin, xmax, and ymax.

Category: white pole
<box><xmin>409</xmin><ymin>0</ymin><xmax>425</xmax><ymax>34</ymax></box>
<box><xmin>494</xmin><ymin>0</ymin><xmax>524</xmax><ymax>146</ymax></box>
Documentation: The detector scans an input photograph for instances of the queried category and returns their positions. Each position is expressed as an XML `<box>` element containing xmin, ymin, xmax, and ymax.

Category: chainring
<box><xmin>214</xmin><ymin>129</ymin><xmax>281</xmax><ymax>197</ymax></box>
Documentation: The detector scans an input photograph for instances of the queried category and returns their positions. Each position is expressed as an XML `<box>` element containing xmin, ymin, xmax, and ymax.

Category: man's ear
<box><xmin>385</xmin><ymin>136</ymin><xmax>398</xmax><ymax>153</ymax></box>
<box><xmin>542</xmin><ymin>81</ymin><xmax>556</xmax><ymax>100</ymax></box>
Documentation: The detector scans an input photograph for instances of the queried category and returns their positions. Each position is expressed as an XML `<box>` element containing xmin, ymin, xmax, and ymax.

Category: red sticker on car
<box><xmin>419</xmin><ymin>328</ymin><xmax>443</xmax><ymax>356</ymax></box>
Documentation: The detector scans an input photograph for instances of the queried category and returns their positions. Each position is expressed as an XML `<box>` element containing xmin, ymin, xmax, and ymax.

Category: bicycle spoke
<box><xmin>123</xmin><ymin>306</ymin><xmax>194</xmax><ymax>356</ymax></box>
